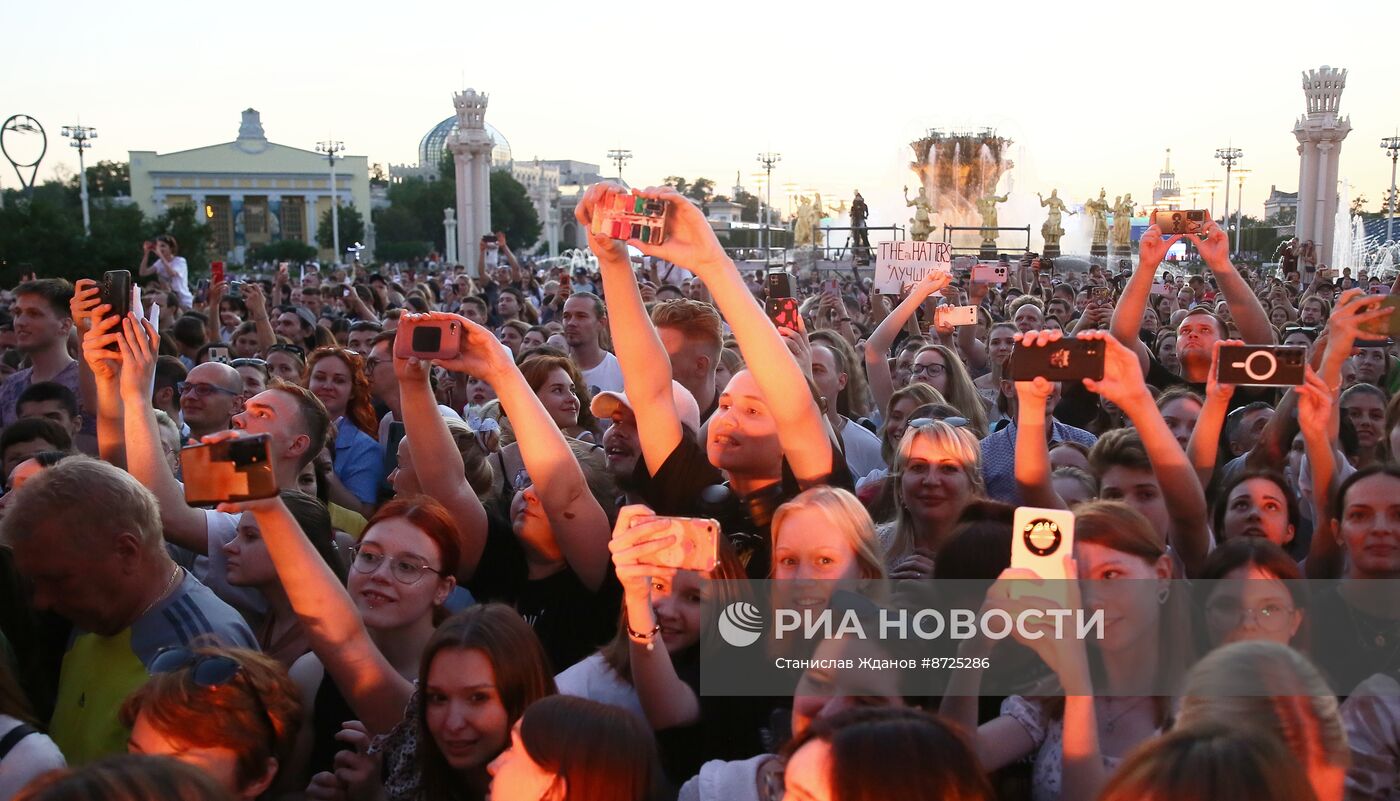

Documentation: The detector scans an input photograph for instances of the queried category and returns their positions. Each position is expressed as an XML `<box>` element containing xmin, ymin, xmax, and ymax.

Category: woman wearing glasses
<box><xmin>304</xmin><ymin>347</ymin><xmax>383</xmax><ymax>515</ymax></box>
<box><xmin>120</xmin><ymin>646</ymin><xmax>303</xmax><ymax>801</ymax></box>
<box><xmin>217</xmin><ymin>494</ymin><xmax>462</xmax><ymax>786</ymax></box>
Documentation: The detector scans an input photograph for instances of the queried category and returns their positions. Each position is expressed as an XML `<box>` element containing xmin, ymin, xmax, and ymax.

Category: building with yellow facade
<box><xmin>129</xmin><ymin>109</ymin><xmax>370</xmax><ymax>262</ymax></box>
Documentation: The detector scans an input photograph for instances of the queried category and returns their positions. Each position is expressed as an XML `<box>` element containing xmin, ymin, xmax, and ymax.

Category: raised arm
<box><xmin>1194</xmin><ymin>222</ymin><xmax>1273</xmax><ymax>344</ymax></box>
<box><xmin>393</xmin><ymin>319</ymin><xmax>489</xmax><ymax>579</ymax></box>
<box><xmin>1299</xmin><ymin>368</ymin><xmax>1344</xmax><ymax>578</ymax></box>
<box><xmin>437</xmin><ymin>316</ymin><xmax>612</xmax><ymax>590</ymax></box>
<box><xmin>114</xmin><ymin>315</ymin><xmax>212</xmax><ymax>554</ymax></box>
<box><xmin>863</xmin><ymin>271</ymin><xmax>953</xmax><ymax>415</ymax></box>
<box><xmin>577</xmin><ymin>183</ymin><xmax>683</xmax><ymax>473</ymax></box>
<box><xmin>79</xmin><ymin>301</ymin><xmax>127</xmax><ymax>466</ymax></box>
<box><xmin>630</xmin><ymin>186</ymin><xmax>834</xmax><ymax>485</ymax></box>
<box><xmin>1012</xmin><ymin>332</ymin><xmax>1068</xmax><ymax>510</ymax></box>
<box><xmin>1186</xmin><ymin>340</ymin><xmax>1238</xmax><ymax>487</ymax></box>
<box><xmin>205</xmin><ymin>281</ymin><xmax>226</xmax><ymax>345</ymax></box>
<box><xmin>137</xmin><ymin>242</ymin><xmax>156</xmax><ymax>278</ymax></box>
<box><xmin>1110</xmin><ymin>224</ymin><xmax>1179</xmax><ymax>373</ymax></box>
<box><xmin>241</xmin><ymin>283</ymin><xmax>277</xmax><ymax>354</ymax></box>
<box><xmin>609</xmin><ymin>506</ymin><xmax>700</xmax><ymax>730</ymax></box>
<box><xmin>232</xmin><ymin>496</ymin><xmax>413</xmax><ymax>735</ymax></box>
<box><xmin>1079</xmin><ymin>331</ymin><xmax>1211</xmax><ymax>576</ymax></box>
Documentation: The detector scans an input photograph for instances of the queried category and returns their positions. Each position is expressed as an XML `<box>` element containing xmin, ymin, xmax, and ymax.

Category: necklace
<box><xmin>1098</xmin><ymin>696</ymin><xmax>1150</xmax><ymax>734</ymax></box>
<box><xmin>139</xmin><ymin>565</ymin><xmax>183</xmax><ymax>619</ymax></box>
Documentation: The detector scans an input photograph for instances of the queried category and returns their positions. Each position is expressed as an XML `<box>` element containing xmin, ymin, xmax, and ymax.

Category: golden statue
<box><xmin>1084</xmin><ymin>189</ymin><xmax>1111</xmax><ymax>248</ymax></box>
<box><xmin>905</xmin><ymin>185</ymin><xmax>935</xmax><ymax>242</ymax></box>
<box><xmin>1038</xmin><ymin>189</ymin><xmax>1076</xmax><ymax>251</ymax></box>
<box><xmin>976</xmin><ymin>190</ymin><xmax>1009</xmax><ymax>245</ymax></box>
<box><xmin>1112</xmin><ymin>193</ymin><xmax>1134</xmax><ymax>252</ymax></box>
<box><xmin>793</xmin><ymin>194</ymin><xmax>824</xmax><ymax>249</ymax></box>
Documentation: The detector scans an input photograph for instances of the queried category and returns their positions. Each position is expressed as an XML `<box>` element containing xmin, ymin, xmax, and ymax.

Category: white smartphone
<box><xmin>1150</xmin><ymin>282</ymin><xmax>1168</xmax><ymax>296</ymax></box>
<box><xmin>972</xmin><ymin>263</ymin><xmax>1009</xmax><ymax>284</ymax></box>
<box><xmin>935</xmin><ymin>305</ymin><xmax>979</xmax><ymax>327</ymax></box>
<box><xmin>1010</xmin><ymin>506</ymin><xmax>1076</xmax><ymax>604</ymax></box>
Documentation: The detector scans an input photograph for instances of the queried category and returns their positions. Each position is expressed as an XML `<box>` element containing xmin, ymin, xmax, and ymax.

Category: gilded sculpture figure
<box><xmin>1112</xmin><ymin>193</ymin><xmax>1134</xmax><ymax>252</ymax></box>
<box><xmin>976</xmin><ymin>190</ymin><xmax>1009</xmax><ymax>246</ymax></box>
<box><xmin>1084</xmin><ymin>189</ymin><xmax>1111</xmax><ymax>248</ymax></box>
<box><xmin>905</xmin><ymin>185</ymin><xmax>935</xmax><ymax>242</ymax></box>
<box><xmin>1037</xmin><ymin>189</ymin><xmax>1075</xmax><ymax>252</ymax></box>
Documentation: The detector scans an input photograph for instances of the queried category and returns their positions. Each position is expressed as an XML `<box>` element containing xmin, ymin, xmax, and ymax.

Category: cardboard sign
<box><xmin>875</xmin><ymin>241</ymin><xmax>952</xmax><ymax>294</ymax></box>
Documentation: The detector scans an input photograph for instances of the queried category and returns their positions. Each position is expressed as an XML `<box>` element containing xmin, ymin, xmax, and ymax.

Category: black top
<box><xmin>629</xmin><ymin>430</ymin><xmax>853</xmax><ymax>578</ymax></box>
<box><xmin>467</xmin><ymin>512</ymin><xmax>622</xmax><ymax>673</ymax></box>
<box><xmin>1309</xmin><ymin>583</ymin><xmax>1400</xmax><ymax>697</ymax></box>
<box><xmin>308</xmin><ymin>669</ymin><xmax>358</xmax><ymax>777</ymax></box>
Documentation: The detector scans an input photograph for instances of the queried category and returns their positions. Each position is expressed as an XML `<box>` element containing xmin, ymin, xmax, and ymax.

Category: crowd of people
<box><xmin>0</xmin><ymin>180</ymin><xmax>1397</xmax><ymax>801</ymax></box>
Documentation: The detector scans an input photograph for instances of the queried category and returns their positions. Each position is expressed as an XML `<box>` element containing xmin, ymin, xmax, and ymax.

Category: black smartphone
<box><xmin>1008</xmin><ymin>338</ymin><xmax>1106</xmax><ymax>382</ymax></box>
<box><xmin>1216</xmin><ymin>345</ymin><xmax>1306</xmax><ymax>387</ymax></box>
<box><xmin>181</xmin><ymin>435</ymin><xmax>278</xmax><ymax>507</ymax></box>
<box><xmin>101</xmin><ymin>270</ymin><xmax>132</xmax><ymax>351</ymax></box>
<box><xmin>766</xmin><ymin>268</ymin><xmax>795</xmax><ymax>300</ymax></box>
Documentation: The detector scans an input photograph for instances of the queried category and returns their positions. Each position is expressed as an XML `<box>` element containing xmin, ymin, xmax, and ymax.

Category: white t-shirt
<box><xmin>839</xmin><ymin>417</ymin><xmax>885</xmax><ymax>479</ymax></box>
<box><xmin>154</xmin><ymin>256</ymin><xmax>193</xmax><ymax>309</ymax></box>
<box><xmin>555</xmin><ymin>653</ymin><xmax>646</xmax><ymax>723</ymax></box>
<box><xmin>0</xmin><ymin>714</ymin><xmax>65</xmax><ymax>800</ymax></box>
<box><xmin>579</xmin><ymin>350</ymin><xmax>625</xmax><ymax>396</ymax></box>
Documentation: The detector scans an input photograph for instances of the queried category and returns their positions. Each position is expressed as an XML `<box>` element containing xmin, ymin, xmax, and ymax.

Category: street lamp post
<box><xmin>316</xmin><ymin>140</ymin><xmax>345</xmax><ymax>263</ymax></box>
<box><xmin>60</xmin><ymin>124</ymin><xmax>97</xmax><ymax>236</ymax></box>
<box><xmin>1383</xmin><ymin>135</ymin><xmax>1400</xmax><ymax>244</ymax></box>
<box><xmin>1215</xmin><ymin>147</ymin><xmax>1243</xmax><ymax>252</ymax></box>
<box><xmin>756</xmin><ymin>152</ymin><xmax>781</xmax><ymax>258</ymax></box>
<box><xmin>607</xmin><ymin>149</ymin><xmax>632</xmax><ymax>181</ymax></box>
<box><xmin>1202</xmin><ymin>179</ymin><xmax>1222</xmax><ymax>220</ymax></box>
<box><xmin>1233</xmin><ymin>169</ymin><xmax>1251</xmax><ymax>259</ymax></box>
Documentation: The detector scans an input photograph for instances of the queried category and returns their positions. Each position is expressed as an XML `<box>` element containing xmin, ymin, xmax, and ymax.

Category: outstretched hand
<box><xmin>620</xmin><ymin>186</ymin><xmax>731</xmax><ymax>278</ymax></box>
<box><xmin>574</xmin><ymin>182</ymin><xmax>631</xmax><ymax>263</ymax></box>
<box><xmin>1191</xmin><ymin>221</ymin><xmax>1232</xmax><ymax>269</ymax></box>
<box><xmin>1137</xmin><ymin>224</ymin><xmax>1183</xmax><ymax>270</ymax></box>
<box><xmin>1076</xmin><ymin>329</ymin><xmax>1151</xmax><ymax>408</ymax></box>
<box><xmin>114</xmin><ymin>314</ymin><xmax>160</xmax><ymax>401</ymax></box>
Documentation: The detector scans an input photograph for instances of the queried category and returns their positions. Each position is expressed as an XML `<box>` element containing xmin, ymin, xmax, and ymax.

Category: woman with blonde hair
<box><xmin>879</xmin><ymin>420</ymin><xmax>984</xmax><ymax>578</ymax></box>
<box><xmin>880</xmin><ymin>383</ymin><xmax>946</xmax><ymax>466</ymax></box>
<box><xmin>772</xmin><ymin>486</ymin><xmax>886</xmax><ymax>582</ymax></box>
<box><xmin>1176</xmin><ymin>640</ymin><xmax>1347</xmax><ymax>801</ymax></box>
<box><xmin>1098</xmin><ymin>723</ymin><xmax>1320</xmax><ymax>801</ymax></box>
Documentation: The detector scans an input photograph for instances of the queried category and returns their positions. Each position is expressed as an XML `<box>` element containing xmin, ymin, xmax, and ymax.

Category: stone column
<box><xmin>306</xmin><ymin>196</ymin><xmax>319</xmax><ymax>247</ymax></box>
<box><xmin>1314</xmin><ymin>142</ymin><xmax>1333</xmax><ymax>245</ymax></box>
<box><xmin>1296</xmin><ymin>141</ymin><xmax>1315</xmax><ymax>243</ymax></box>
<box><xmin>444</xmin><ymin>208</ymin><xmax>458</xmax><ymax>265</ymax></box>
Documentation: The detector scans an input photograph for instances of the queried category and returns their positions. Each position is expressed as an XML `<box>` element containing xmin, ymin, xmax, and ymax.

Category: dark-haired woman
<box><xmin>487</xmin><ymin>696</ymin><xmax>660</xmax><ymax>801</ymax></box>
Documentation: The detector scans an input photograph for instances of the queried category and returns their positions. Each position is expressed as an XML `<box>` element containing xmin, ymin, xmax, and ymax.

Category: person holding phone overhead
<box><xmin>138</xmin><ymin>235</ymin><xmax>192</xmax><ymax>310</ymax></box>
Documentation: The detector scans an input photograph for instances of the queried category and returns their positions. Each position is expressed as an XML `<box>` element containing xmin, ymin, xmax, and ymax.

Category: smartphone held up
<box><xmin>1008</xmin><ymin>337</ymin><xmax>1106</xmax><ymax>382</ymax></box>
<box><xmin>181</xmin><ymin>435</ymin><xmax>278</xmax><ymax>507</ymax></box>
<box><xmin>395</xmin><ymin>316</ymin><xmax>464</xmax><ymax>362</ymax></box>
<box><xmin>634</xmin><ymin>515</ymin><xmax>720</xmax><ymax>572</ymax></box>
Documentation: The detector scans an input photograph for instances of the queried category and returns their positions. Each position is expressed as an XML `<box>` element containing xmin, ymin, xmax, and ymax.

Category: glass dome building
<box><xmin>418</xmin><ymin>117</ymin><xmax>512</xmax><ymax>173</ymax></box>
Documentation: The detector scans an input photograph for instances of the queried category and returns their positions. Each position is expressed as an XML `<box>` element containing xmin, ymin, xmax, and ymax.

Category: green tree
<box><xmin>735</xmin><ymin>189</ymin><xmax>761</xmax><ymax>223</ymax></box>
<box><xmin>81</xmin><ymin>160</ymin><xmax>130</xmax><ymax>198</ymax></box>
<box><xmin>1352</xmin><ymin>195</ymin><xmax>1369</xmax><ymax>216</ymax></box>
<box><xmin>687</xmin><ymin>178</ymin><xmax>714</xmax><ymax>204</ymax></box>
<box><xmin>317</xmin><ymin>203</ymin><xmax>366</xmax><ymax>251</ymax></box>
<box><xmin>664</xmin><ymin>176</ymin><xmax>690</xmax><ymax>196</ymax></box>
<box><xmin>489</xmin><ymin>169</ymin><xmax>540</xmax><ymax>247</ymax></box>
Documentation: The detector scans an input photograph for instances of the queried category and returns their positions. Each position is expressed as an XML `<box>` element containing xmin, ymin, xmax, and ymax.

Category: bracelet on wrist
<box><xmin>627</xmin><ymin>619</ymin><xmax>661</xmax><ymax>651</ymax></box>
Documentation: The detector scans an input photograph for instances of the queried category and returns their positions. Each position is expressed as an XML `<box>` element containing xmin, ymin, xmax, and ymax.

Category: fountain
<box><xmin>1331</xmin><ymin>181</ymin><xmax>1367</xmax><ymax>273</ymax></box>
<box><xmin>909</xmin><ymin>129</ymin><xmax>1014</xmax><ymax>236</ymax></box>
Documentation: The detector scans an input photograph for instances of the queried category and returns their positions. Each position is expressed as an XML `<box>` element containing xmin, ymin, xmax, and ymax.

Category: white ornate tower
<box><xmin>1152</xmin><ymin>149</ymin><xmax>1182</xmax><ymax>210</ymax></box>
<box><xmin>1293</xmin><ymin>66</ymin><xmax>1352</xmax><ymax>258</ymax></box>
<box><xmin>447</xmin><ymin>89</ymin><xmax>494</xmax><ymax>275</ymax></box>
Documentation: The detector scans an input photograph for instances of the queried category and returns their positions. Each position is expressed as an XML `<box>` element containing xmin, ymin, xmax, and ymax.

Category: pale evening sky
<box><xmin>6</xmin><ymin>0</ymin><xmax>1397</xmax><ymax>243</ymax></box>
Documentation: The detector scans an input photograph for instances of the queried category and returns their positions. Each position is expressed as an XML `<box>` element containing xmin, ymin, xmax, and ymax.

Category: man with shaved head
<box><xmin>178</xmin><ymin>361</ymin><xmax>244</xmax><ymax>441</ymax></box>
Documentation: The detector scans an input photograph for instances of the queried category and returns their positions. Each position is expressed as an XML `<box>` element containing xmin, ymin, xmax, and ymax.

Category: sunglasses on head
<box><xmin>908</xmin><ymin>416</ymin><xmax>970</xmax><ymax>429</ymax></box>
<box><xmin>149</xmin><ymin>647</ymin><xmax>277</xmax><ymax>739</ymax></box>
<box><xmin>268</xmin><ymin>343</ymin><xmax>306</xmax><ymax>358</ymax></box>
